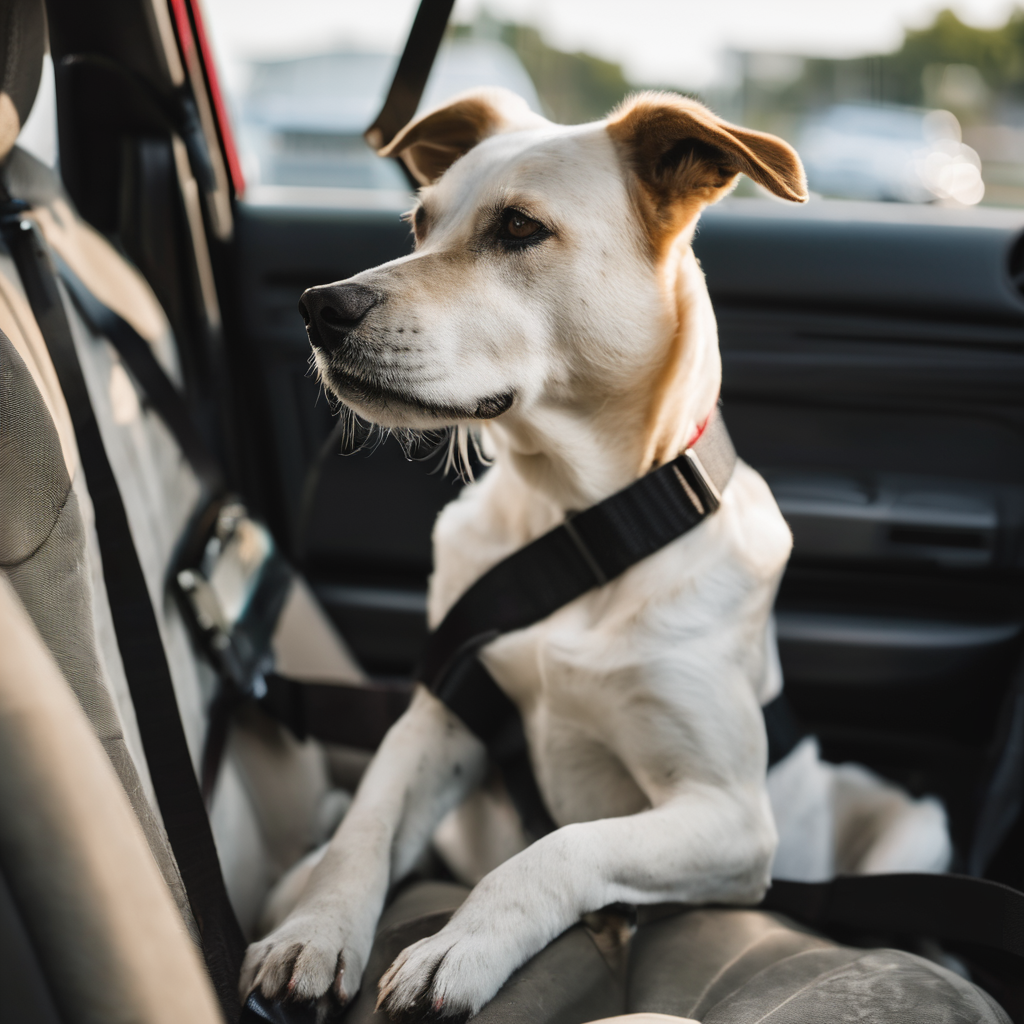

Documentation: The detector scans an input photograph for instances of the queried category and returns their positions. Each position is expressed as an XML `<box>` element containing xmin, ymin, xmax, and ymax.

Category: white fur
<box><xmin>241</xmin><ymin>91</ymin><xmax>950</xmax><ymax>1020</ymax></box>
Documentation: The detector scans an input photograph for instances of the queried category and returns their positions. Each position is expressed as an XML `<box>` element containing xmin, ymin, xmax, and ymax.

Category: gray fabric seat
<box><xmin>0</xmin><ymin>330</ymin><xmax>197</xmax><ymax>934</ymax></box>
<box><xmin>0</xmin><ymin>562</ymin><xmax>223</xmax><ymax>1024</ymax></box>
<box><xmin>342</xmin><ymin>882</ymin><xmax>1009</xmax><ymax>1024</ymax></box>
<box><xmin>0</xmin><ymin>0</ymin><xmax>356</xmax><ymax>996</ymax></box>
<box><xmin>0</xmin><ymin>140</ymin><xmax>356</xmax><ymax>936</ymax></box>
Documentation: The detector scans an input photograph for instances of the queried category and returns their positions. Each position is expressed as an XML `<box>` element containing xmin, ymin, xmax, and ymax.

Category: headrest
<box><xmin>0</xmin><ymin>0</ymin><xmax>46</xmax><ymax>164</ymax></box>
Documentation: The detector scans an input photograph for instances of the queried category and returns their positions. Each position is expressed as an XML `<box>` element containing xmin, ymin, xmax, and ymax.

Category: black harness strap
<box><xmin>0</xmin><ymin>200</ymin><xmax>245</xmax><ymax>1023</ymax></box>
<box><xmin>418</xmin><ymin>415</ymin><xmax>740</xmax><ymax>836</ymax></box>
<box><xmin>364</xmin><ymin>0</ymin><xmax>458</xmax><ymax>155</ymax></box>
<box><xmin>763</xmin><ymin>873</ymin><xmax>1024</xmax><ymax>961</ymax></box>
<box><xmin>261</xmin><ymin>673</ymin><xmax>413</xmax><ymax>750</ymax></box>
<box><xmin>420</xmin><ymin>421</ymin><xmax>734</xmax><ymax>690</ymax></box>
<box><xmin>55</xmin><ymin>253</ymin><xmax>223</xmax><ymax>494</ymax></box>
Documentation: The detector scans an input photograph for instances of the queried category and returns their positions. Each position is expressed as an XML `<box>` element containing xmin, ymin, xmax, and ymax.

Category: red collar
<box><xmin>685</xmin><ymin>400</ymin><xmax>718</xmax><ymax>450</ymax></box>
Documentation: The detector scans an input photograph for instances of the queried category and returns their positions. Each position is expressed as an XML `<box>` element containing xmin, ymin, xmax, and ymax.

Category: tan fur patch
<box><xmin>379</xmin><ymin>87</ymin><xmax>543</xmax><ymax>185</ymax></box>
<box><xmin>606</xmin><ymin>92</ymin><xmax>803</xmax><ymax>468</ymax></box>
<box><xmin>607</xmin><ymin>91</ymin><xmax>807</xmax><ymax>255</ymax></box>
<box><xmin>641</xmin><ymin>269</ymin><xmax>696</xmax><ymax>470</ymax></box>
<box><xmin>637</xmin><ymin>243</ymin><xmax>724</xmax><ymax>473</ymax></box>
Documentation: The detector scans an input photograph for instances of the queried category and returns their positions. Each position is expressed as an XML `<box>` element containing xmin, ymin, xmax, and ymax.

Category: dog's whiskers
<box><xmin>437</xmin><ymin>424</ymin><xmax>487</xmax><ymax>482</ymax></box>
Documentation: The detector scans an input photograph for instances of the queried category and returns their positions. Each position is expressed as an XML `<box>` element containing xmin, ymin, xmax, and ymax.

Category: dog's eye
<box><xmin>501</xmin><ymin>209</ymin><xmax>542</xmax><ymax>241</ymax></box>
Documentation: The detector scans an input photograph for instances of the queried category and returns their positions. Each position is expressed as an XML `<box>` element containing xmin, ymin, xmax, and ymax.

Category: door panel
<box><xmin>697</xmin><ymin>199</ymin><xmax>1024</xmax><ymax>843</ymax></box>
<box><xmin>696</xmin><ymin>200</ymin><xmax>1024</xmax><ymax>320</ymax></box>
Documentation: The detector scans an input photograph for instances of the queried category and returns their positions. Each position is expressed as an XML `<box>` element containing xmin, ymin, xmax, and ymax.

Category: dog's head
<box><xmin>301</xmin><ymin>88</ymin><xmax>804</xmax><ymax>476</ymax></box>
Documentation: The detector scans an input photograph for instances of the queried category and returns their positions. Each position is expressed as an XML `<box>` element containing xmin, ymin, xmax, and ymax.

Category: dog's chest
<box><xmin>429</xmin><ymin>459</ymin><xmax>791</xmax><ymax>826</ymax></box>
<box><xmin>476</xmin><ymin>597</ymin><xmax>698</xmax><ymax>825</ymax></box>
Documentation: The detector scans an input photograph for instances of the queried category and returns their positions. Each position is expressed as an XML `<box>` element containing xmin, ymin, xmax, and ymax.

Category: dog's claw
<box><xmin>241</xmin><ymin>914</ymin><xmax>368</xmax><ymax>1019</ymax></box>
<box><xmin>375</xmin><ymin>931</ymin><xmax>487</xmax><ymax>1023</ymax></box>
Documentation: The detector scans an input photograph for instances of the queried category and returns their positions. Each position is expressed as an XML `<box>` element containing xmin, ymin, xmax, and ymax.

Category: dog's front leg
<box><xmin>240</xmin><ymin>687</ymin><xmax>486</xmax><ymax>1014</ymax></box>
<box><xmin>377</xmin><ymin>785</ymin><xmax>775</xmax><ymax>1021</ymax></box>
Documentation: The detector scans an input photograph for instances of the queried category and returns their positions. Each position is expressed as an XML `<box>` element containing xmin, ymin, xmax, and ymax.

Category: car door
<box><xmin>696</xmin><ymin>199</ymin><xmax>1024</xmax><ymax>865</ymax></box>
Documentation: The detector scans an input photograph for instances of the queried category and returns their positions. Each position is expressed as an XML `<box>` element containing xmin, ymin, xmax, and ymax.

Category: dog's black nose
<box><xmin>299</xmin><ymin>283</ymin><xmax>379</xmax><ymax>351</ymax></box>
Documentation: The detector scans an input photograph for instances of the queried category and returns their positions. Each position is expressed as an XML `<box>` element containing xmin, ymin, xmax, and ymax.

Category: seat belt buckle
<box><xmin>174</xmin><ymin>498</ymin><xmax>291</xmax><ymax>700</ymax></box>
<box><xmin>676</xmin><ymin>447</ymin><xmax>722</xmax><ymax>516</ymax></box>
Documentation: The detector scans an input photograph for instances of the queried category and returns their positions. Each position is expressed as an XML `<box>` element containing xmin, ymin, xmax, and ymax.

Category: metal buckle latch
<box><xmin>673</xmin><ymin>447</ymin><xmax>722</xmax><ymax>517</ymax></box>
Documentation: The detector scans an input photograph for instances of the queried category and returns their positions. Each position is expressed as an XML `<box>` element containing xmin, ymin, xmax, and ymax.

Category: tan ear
<box><xmin>377</xmin><ymin>87</ymin><xmax>545</xmax><ymax>186</ymax></box>
<box><xmin>607</xmin><ymin>92</ymin><xmax>807</xmax><ymax>249</ymax></box>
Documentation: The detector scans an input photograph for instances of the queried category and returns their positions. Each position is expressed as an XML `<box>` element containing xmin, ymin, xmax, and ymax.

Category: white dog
<box><xmin>241</xmin><ymin>88</ymin><xmax>951</xmax><ymax>1020</ymax></box>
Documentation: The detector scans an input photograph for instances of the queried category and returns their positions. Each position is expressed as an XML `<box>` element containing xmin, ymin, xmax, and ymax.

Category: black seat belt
<box><xmin>0</xmin><ymin>195</ymin><xmax>246</xmax><ymax>1023</ymax></box>
<box><xmin>54</xmin><ymin>252</ymin><xmax>223</xmax><ymax>494</ymax></box>
<box><xmin>762</xmin><ymin>873</ymin><xmax>1024</xmax><ymax>961</ymax></box>
<box><xmin>53</xmin><ymin>254</ymin><xmax>240</xmax><ymax>807</ymax></box>
<box><xmin>364</xmin><ymin>0</ymin><xmax>457</xmax><ymax>167</ymax></box>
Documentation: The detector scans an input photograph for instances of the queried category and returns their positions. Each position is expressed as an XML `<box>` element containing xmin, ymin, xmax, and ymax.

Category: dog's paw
<box><xmin>376</xmin><ymin>927</ymin><xmax>510</xmax><ymax>1023</ymax></box>
<box><xmin>239</xmin><ymin>912</ymin><xmax>368</xmax><ymax>1020</ymax></box>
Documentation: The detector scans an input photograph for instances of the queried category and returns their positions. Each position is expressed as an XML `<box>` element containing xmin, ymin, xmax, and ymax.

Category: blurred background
<box><xmin>200</xmin><ymin>0</ymin><xmax>1024</xmax><ymax>207</ymax></box>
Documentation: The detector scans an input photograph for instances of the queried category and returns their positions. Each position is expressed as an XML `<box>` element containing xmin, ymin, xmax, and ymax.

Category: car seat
<box><xmin>0</xmin><ymin>569</ymin><xmax>222</xmax><ymax>1022</ymax></box>
<box><xmin>0</xmin><ymin>1</ymin><xmax>1014</xmax><ymax>1022</ymax></box>
<box><xmin>0</xmin><ymin>0</ymin><xmax>358</xmax><ymax>974</ymax></box>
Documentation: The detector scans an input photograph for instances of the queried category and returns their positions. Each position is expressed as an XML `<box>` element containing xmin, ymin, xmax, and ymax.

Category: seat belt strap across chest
<box><xmin>0</xmin><ymin>196</ymin><xmax>245</xmax><ymax>1023</ymax></box>
<box><xmin>418</xmin><ymin>414</ymin><xmax>739</xmax><ymax>837</ymax></box>
<box><xmin>420</xmin><ymin>413</ymin><xmax>736</xmax><ymax>695</ymax></box>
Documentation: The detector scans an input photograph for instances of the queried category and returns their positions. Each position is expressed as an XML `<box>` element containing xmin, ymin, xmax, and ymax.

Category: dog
<box><xmin>240</xmin><ymin>88</ymin><xmax>951</xmax><ymax>1020</ymax></box>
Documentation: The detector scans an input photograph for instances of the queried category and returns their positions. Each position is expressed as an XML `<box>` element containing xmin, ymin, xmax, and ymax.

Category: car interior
<box><xmin>1</xmin><ymin>0</ymin><xmax>1022</xmax><ymax>1022</ymax></box>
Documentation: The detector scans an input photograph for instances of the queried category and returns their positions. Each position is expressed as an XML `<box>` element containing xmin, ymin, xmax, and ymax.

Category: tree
<box><xmin>453</xmin><ymin>15</ymin><xmax>634</xmax><ymax>124</ymax></box>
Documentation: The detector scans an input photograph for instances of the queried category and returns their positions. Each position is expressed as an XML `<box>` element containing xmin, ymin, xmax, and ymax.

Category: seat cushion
<box><xmin>344</xmin><ymin>882</ymin><xmax>623</xmax><ymax>1024</ymax></box>
<box><xmin>340</xmin><ymin>883</ymin><xmax>1009</xmax><ymax>1024</ymax></box>
<box><xmin>629</xmin><ymin>907</ymin><xmax>1008</xmax><ymax>1023</ymax></box>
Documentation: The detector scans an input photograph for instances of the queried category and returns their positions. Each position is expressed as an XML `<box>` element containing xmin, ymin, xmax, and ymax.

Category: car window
<box><xmin>202</xmin><ymin>0</ymin><xmax>1024</xmax><ymax>208</ymax></box>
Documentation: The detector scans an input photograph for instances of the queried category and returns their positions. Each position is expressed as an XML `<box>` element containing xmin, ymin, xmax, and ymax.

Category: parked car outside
<box><xmin>798</xmin><ymin>102</ymin><xmax>985</xmax><ymax>204</ymax></box>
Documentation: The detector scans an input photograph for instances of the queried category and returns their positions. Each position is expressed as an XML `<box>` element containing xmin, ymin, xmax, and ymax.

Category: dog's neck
<box><xmin>484</xmin><ymin>241</ymin><xmax>722</xmax><ymax>514</ymax></box>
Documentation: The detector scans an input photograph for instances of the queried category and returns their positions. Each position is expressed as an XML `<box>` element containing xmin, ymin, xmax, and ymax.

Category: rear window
<box><xmin>202</xmin><ymin>0</ymin><xmax>1024</xmax><ymax>208</ymax></box>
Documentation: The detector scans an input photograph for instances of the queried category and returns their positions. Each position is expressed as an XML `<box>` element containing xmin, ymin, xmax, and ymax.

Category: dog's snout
<box><xmin>299</xmin><ymin>283</ymin><xmax>379</xmax><ymax>350</ymax></box>
<box><xmin>320</xmin><ymin>283</ymin><xmax>378</xmax><ymax>325</ymax></box>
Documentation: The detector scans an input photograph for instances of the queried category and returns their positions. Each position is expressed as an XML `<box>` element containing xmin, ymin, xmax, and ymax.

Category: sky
<box><xmin>201</xmin><ymin>0</ymin><xmax>1023</xmax><ymax>91</ymax></box>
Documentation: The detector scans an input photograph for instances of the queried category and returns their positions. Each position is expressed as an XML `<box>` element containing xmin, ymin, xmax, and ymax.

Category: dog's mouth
<box><xmin>321</xmin><ymin>361</ymin><xmax>515</xmax><ymax>424</ymax></box>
